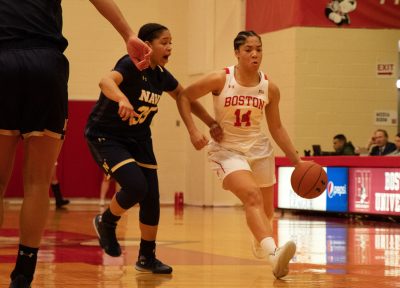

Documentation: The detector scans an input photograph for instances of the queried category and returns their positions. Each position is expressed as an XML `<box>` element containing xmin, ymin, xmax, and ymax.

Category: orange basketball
<box><xmin>290</xmin><ymin>162</ymin><xmax>328</xmax><ymax>199</ymax></box>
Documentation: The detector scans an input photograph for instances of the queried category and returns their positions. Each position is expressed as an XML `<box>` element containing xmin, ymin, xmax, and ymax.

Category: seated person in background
<box><xmin>332</xmin><ymin>134</ymin><xmax>356</xmax><ymax>155</ymax></box>
<box><xmin>387</xmin><ymin>132</ymin><xmax>400</xmax><ymax>156</ymax></box>
<box><xmin>355</xmin><ymin>132</ymin><xmax>376</xmax><ymax>155</ymax></box>
<box><xmin>369</xmin><ymin>129</ymin><xmax>396</xmax><ymax>156</ymax></box>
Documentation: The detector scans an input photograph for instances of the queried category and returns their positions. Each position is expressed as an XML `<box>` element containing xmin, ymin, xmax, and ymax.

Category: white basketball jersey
<box><xmin>213</xmin><ymin>66</ymin><xmax>270</xmax><ymax>153</ymax></box>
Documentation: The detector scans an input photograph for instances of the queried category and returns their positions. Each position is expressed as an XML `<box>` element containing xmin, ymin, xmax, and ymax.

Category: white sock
<box><xmin>260</xmin><ymin>237</ymin><xmax>276</xmax><ymax>256</ymax></box>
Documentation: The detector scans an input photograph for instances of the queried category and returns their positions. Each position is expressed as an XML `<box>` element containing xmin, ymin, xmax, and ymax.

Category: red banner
<box><xmin>349</xmin><ymin>168</ymin><xmax>400</xmax><ymax>215</ymax></box>
<box><xmin>246</xmin><ymin>0</ymin><xmax>400</xmax><ymax>34</ymax></box>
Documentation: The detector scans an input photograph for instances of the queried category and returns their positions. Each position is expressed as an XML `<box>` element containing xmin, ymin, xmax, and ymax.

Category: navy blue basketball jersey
<box><xmin>86</xmin><ymin>55</ymin><xmax>178</xmax><ymax>140</ymax></box>
<box><xmin>0</xmin><ymin>0</ymin><xmax>68</xmax><ymax>51</ymax></box>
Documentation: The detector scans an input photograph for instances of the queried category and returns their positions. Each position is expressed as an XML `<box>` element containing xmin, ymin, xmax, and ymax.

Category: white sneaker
<box><xmin>252</xmin><ymin>238</ymin><xmax>267</xmax><ymax>259</ymax></box>
<box><xmin>269</xmin><ymin>241</ymin><xmax>296</xmax><ymax>279</ymax></box>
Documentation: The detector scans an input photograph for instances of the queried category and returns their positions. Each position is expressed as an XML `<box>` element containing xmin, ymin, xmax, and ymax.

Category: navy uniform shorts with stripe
<box><xmin>86</xmin><ymin>134</ymin><xmax>158</xmax><ymax>177</ymax></box>
<box><xmin>0</xmin><ymin>43</ymin><xmax>69</xmax><ymax>139</ymax></box>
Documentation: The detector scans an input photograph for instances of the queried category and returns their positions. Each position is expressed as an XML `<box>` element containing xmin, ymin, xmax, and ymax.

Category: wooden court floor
<box><xmin>1</xmin><ymin>202</ymin><xmax>400</xmax><ymax>288</ymax></box>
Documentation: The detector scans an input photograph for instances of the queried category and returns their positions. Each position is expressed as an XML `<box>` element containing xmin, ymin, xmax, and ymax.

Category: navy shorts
<box><xmin>0</xmin><ymin>44</ymin><xmax>69</xmax><ymax>139</ymax></box>
<box><xmin>86</xmin><ymin>135</ymin><xmax>158</xmax><ymax>176</ymax></box>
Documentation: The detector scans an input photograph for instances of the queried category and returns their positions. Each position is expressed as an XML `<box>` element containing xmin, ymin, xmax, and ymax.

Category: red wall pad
<box><xmin>5</xmin><ymin>100</ymin><xmax>103</xmax><ymax>199</ymax></box>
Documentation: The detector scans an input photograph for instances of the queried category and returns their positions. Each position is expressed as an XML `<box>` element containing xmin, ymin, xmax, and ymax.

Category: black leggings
<box><xmin>112</xmin><ymin>162</ymin><xmax>160</xmax><ymax>226</ymax></box>
<box><xmin>86</xmin><ymin>136</ymin><xmax>160</xmax><ymax>226</ymax></box>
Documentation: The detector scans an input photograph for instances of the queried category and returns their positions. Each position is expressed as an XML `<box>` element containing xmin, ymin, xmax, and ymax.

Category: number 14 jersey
<box><xmin>213</xmin><ymin>66</ymin><xmax>271</xmax><ymax>154</ymax></box>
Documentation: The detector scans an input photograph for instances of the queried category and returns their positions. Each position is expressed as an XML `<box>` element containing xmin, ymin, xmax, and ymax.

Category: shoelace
<box><xmin>269</xmin><ymin>247</ymin><xmax>278</xmax><ymax>257</ymax></box>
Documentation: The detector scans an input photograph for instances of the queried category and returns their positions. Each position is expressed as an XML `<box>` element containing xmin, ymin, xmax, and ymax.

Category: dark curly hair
<box><xmin>138</xmin><ymin>23</ymin><xmax>168</xmax><ymax>42</ymax></box>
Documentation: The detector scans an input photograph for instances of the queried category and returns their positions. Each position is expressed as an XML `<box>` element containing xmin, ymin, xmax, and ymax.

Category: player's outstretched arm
<box><xmin>265</xmin><ymin>81</ymin><xmax>300</xmax><ymax>165</ymax></box>
<box><xmin>176</xmin><ymin>87</ymin><xmax>207</xmax><ymax>150</ymax></box>
<box><xmin>168</xmin><ymin>84</ymin><xmax>222</xmax><ymax>142</ymax></box>
<box><xmin>177</xmin><ymin>71</ymin><xmax>225</xmax><ymax>150</ymax></box>
<box><xmin>89</xmin><ymin>0</ymin><xmax>151</xmax><ymax>70</ymax></box>
<box><xmin>169</xmin><ymin>85</ymin><xmax>214</xmax><ymax>126</ymax></box>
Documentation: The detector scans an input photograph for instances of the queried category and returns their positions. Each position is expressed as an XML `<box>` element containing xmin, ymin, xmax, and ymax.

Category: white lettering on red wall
<box><xmin>375</xmin><ymin>193</ymin><xmax>400</xmax><ymax>212</ymax></box>
<box><xmin>385</xmin><ymin>172</ymin><xmax>400</xmax><ymax>191</ymax></box>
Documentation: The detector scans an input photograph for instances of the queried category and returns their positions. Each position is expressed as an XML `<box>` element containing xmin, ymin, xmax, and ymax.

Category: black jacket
<box><xmin>369</xmin><ymin>142</ymin><xmax>397</xmax><ymax>156</ymax></box>
<box><xmin>335</xmin><ymin>141</ymin><xmax>356</xmax><ymax>155</ymax></box>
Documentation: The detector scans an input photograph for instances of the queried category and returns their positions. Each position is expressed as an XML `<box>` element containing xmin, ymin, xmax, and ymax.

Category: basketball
<box><xmin>290</xmin><ymin>162</ymin><xmax>328</xmax><ymax>199</ymax></box>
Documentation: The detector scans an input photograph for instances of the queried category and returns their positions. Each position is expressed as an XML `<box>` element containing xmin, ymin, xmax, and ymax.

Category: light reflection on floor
<box><xmin>276</xmin><ymin>216</ymin><xmax>400</xmax><ymax>275</ymax></box>
<box><xmin>1</xmin><ymin>203</ymin><xmax>400</xmax><ymax>287</ymax></box>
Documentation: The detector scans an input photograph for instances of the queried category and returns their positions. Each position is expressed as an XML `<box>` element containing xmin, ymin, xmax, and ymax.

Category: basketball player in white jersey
<box><xmin>177</xmin><ymin>31</ymin><xmax>301</xmax><ymax>279</ymax></box>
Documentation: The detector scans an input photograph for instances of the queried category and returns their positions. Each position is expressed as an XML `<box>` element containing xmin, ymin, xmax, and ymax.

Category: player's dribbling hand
<box><xmin>126</xmin><ymin>35</ymin><xmax>152</xmax><ymax>71</ymax></box>
<box><xmin>118</xmin><ymin>98</ymin><xmax>138</xmax><ymax>121</ymax></box>
<box><xmin>190</xmin><ymin>130</ymin><xmax>209</xmax><ymax>150</ymax></box>
<box><xmin>295</xmin><ymin>159</ymin><xmax>309</xmax><ymax>167</ymax></box>
<box><xmin>209</xmin><ymin>122</ymin><xmax>223</xmax><ymax>142</ymax></box>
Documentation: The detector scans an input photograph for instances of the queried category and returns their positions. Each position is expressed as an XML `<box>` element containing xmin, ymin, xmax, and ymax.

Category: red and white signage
<box><xmin>246</xmin><ymin>0</ymin><xmax>400</xmax><ymax>33</ymax></box>
<box><xmin>349</xmin><ymin>168</ymin><xmax>400</xmax><ymax>215</ymax></box>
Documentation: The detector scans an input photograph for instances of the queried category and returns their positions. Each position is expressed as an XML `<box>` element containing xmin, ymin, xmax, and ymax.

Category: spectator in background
<box><xmin>386</xmin><ymin>132</ymin><xmax>400</xmax><ymax>156</ymax></box>
<box><xmin>332</xmin><ymin>134</ymin><xmax>356</xmax><ymax>155</ymax></box>
<box><xmin>51</xmin><ymin>162</ymin><xmax>70</xmax><ymax>209</ymax></box>
<box><xmin>368</xmin><ymin>129</ymin><xmax>396</xmax><ymax>156</ymax></box>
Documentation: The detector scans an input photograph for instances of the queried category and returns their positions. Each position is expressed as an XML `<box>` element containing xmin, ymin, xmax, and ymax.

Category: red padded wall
<box><xmin>5</xmin><ymin>100</ymin><xmax>105</xmax><ymax>199</ymax></box>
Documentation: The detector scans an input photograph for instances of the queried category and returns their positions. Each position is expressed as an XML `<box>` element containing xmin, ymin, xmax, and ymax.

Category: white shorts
<box><xmin>207</xmin><ymin>139</ymin><xmax>276</xmax><ymax>187</ymax></box>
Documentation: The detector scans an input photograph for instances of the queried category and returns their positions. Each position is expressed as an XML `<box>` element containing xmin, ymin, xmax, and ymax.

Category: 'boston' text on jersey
<box><xmin>224</xmin><ymin>95</ymin><xmax>265</xmax><ymax>110</ymax></box>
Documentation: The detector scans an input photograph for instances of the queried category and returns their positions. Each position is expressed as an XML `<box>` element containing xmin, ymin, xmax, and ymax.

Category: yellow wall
<box><xmin>261</xmin><ymin>27</ymin><xmax>399</xmax><ymax>157</ymax></box>
<box><xmin>62</xmin><ymin>1</ymin><xmax>399</xmax><ymax>205</ymax></box>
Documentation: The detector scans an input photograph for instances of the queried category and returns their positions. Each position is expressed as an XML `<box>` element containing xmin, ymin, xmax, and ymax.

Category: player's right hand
<box><xmin>190</xmin><ymin>130</ymin><xmax>209</xmax><ymax>150</ymax></box>
<box><xmin>126</xmin><ymin>36</ymin><xmax>151</xmax><ymax>71</ymax></box>
<box><xmin>118</xmin><ymin>98</ymin><xmax>138</xmax><ymax>121</ymax></box>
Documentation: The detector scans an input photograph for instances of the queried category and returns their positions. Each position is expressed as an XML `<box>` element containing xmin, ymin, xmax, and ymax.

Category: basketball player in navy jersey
<box><xmin>85</xmin><ymin>23</ymin><xmax>218</xmax><ymax>274</ymax></box>
<box><xmin>177</xmin><ymin>31</ymin><xmax>302</xmax><ymax>279</ymax></box>
<box><xmin>0</xmin><ymin>1</ymin><xmax>150</xmax><ymax>287</ymax></box>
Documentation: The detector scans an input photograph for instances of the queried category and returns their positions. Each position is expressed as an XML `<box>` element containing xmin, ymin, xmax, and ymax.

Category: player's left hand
<box><xmin>126</xmin><ymin>35</ymin><xmax>151</xmax><ymax>71</ymax></box>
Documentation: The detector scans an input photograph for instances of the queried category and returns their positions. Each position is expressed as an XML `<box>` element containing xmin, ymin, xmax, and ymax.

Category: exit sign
<box><xmin>376</xmin><ymin>63</ymin><xmax>395</xmax><ymax>77</ymax></box>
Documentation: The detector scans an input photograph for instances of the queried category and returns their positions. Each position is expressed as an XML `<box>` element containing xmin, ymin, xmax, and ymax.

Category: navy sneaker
<box><xmin>9</xmin><ymin>275</ymin><xmax>31</xmax><ymax>288</ymax></box>
<box><xmin>93</xmin><ymin>214</ymin><xmax>121</xmax><ymax>257</ymax></box>
<box><xmin>135</xmin><ymin>255</ymin><xmax>173</xmax><ymax>274</ymax></box>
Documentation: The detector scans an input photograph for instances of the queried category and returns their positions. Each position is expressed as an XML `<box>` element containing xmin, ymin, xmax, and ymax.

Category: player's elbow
<box><xmin>177</xmin><ymin>92</ymin><xmax>192</xmax><ymax>105</ymax></box>
<box><xmin>98</xmin><ymin>77</ymin><xmax>108</xmax><ymax>91</ymax></box>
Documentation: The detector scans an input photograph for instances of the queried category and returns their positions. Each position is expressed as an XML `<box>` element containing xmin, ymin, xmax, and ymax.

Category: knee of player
<box><xmin>115</xmin><ymin>182</ymin><xmax>148</xmax><ymax>209</ymax></box>
<box><xmin>125</xmin><ymin>178</ymin><xmax>148</xmax><ymax>196</ymax></box>
<box><xmin>264</xmin><ymin>208</ymin><xmax>275</xmax><ymax>220</ymax></box>
<box><xmin>242</xmin><ymin>188</ymin><xmax>263</xmax><ymax>207</ymax></box>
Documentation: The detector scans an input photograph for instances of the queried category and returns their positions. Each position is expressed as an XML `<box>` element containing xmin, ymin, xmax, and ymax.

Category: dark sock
<box><xmin>139</xmin><ymin>239</ymin><xmax>156</xmax><ymax>259</ymax></box>
<box><xmin>52</xmin><ymin>183</ymin><xmax>63</xmax><ymax>202</ymax></box>
<box><xmin>51</xmin><ymin>183</ymin><xmax>60</xmax><ymax>191</ymax></box>
<box><xmin>101</xmin><ymin>208</ymin><xmax>121</xmax><ymax>224</ymax></box>
<box><xmin>10</xmin><ymin>244</ymin><xmax>38</xmax><ymax>283</ymax></box>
